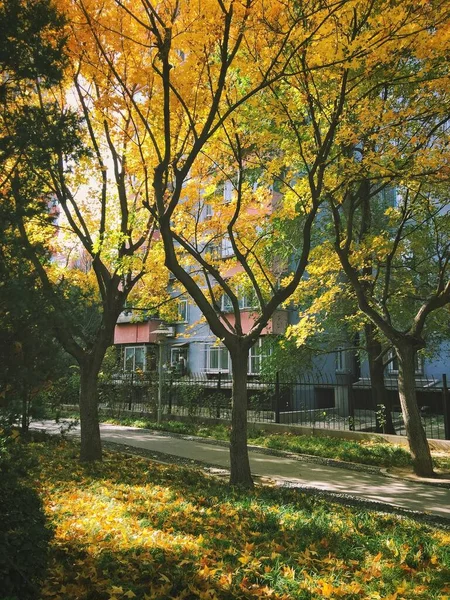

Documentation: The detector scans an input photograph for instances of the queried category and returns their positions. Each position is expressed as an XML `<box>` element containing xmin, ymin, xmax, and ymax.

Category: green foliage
<box><xmin>0</xmin><ymin>430</ymin><xmax>52</xmax><ymax>600</ymax></box>
<box><xmin>0</xmin><ymin>0</ymin><xmax>67</xmax><ymax>90</ymax></box>
<box><xmin>259</xmin><ymin>336</ymin><xmax>315</xmax><ymax>380</ymax></box>
<box><xmin>39</xmin><ymin>366</ymin><xmax>81</xmax><ymax>416</ymax></box>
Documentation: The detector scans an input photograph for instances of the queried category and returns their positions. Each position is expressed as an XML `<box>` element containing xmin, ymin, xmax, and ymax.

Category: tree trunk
<box><xmin>79</xmin><ymin>359</ymin><xmax>102</xmax><ymax>462</ymax></box>
<box><xmin>229</xmin><ymin>344</ymin><xmax>253</xmax><ymax>488</ymax></box>
<box><xmin>365</xmin><ymin>324</ymin><xmax>395</xmax><ymax>434</ymax></box>
<box><xmin>396</xmin><ymin>344</ymin><xmax>434</xmax><ymax>477</ymax></box>
<box><xmin>21</xmin><ymin>388</ymin><xmax>29</xmax><ymax>433</ymax></box>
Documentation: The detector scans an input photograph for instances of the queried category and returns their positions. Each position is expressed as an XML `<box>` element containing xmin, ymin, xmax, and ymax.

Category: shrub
<box><xmin>0</xmin><ymin>429</ymin><xmax>53</xmax><ymax>600</ymax></box>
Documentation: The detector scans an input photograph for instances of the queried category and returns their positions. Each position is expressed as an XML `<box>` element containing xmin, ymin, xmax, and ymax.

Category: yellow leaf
<box><xmin>124</xmin><ymin>592</ymin><xmax>136</xmax><ymax>599</ymax></box>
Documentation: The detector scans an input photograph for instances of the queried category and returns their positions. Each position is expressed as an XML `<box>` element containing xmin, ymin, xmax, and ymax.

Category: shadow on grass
<box><xmin>34</xmin><ymin>439</ymin><xmax>450</xmax><ymax>600</ymax></box>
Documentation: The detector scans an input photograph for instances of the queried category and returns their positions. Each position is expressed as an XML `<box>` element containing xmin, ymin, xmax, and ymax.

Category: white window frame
<box><xmin>124</xmin><ymin>345</ymin><xmax>146</xmax><ymax>372</ymax></box>
<box><xmin>248</xmin><ymin>338</ymin><xmax>271</xmax><ymax>375</ymax></box>
<box><xmin>204</xmin><ymin>203</ymin><xmax>213</xmax><ymax>220</ymax></box>
<box><xmin>171</xmin><ymin>346</ymin><xmax>188</xmax><ymax>367</ymax></box>
<box><xmin>221</xmin><ymin>236</ymin><xmax>234</xmax><ymax>258</ymax></box>
<box><xmin>221</xmin><ymin>289</ymin><xmax>256</xmax><ymax>312</ymax></box>
<box><xmin>223</xmin><ymin>179</ymin><xmax>233</xmax><ymax>203</ymax></box>
<box><xmin>207</xmin><ymin>345</ymin><xmax>230</xmax><ymax>373</ymax></box>
<box><xmin>387</xmin><ymin>350</ymin><xmax>424</xmax><ymax>375</ymax></box>
<box><xmin>221</xmin><ymin>294</ymin><xmax>233</xmax><ymax>312</ymax></box>
<box><xmin>177</xmin><ymin>299</ymin><xmax>188</xmax><ymax>323</ymax></box>
<box><xmin>239</xmin><ymin>290</ymin><xmax>256</xmax><ymax>310</ymax></box>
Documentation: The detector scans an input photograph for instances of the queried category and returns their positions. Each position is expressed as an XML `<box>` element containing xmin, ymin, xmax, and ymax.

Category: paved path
<box><xmin>32</xmin><ymin>421</ymin><xmax>450</xmax><ymax>521</ymax></box>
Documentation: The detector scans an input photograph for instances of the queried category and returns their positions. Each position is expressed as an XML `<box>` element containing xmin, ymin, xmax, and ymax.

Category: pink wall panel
<box><xmin>113</xmin><ymin>320</ymin><xmax>163</xmax><ymax>344</ymax></box>
<box><xmin>220</xmin><ymin>310</ymin><xmax>288</xmax><ymax>335</ymax></box>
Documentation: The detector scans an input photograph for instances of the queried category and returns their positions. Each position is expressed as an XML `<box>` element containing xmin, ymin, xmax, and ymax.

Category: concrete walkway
<box><xmin>32</xmin><ymin>421</ymin><xmax>450</xmax><ymax>521</ymax></box>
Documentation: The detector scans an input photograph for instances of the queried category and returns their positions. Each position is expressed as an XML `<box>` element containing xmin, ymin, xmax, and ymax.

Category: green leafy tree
<box><xmin>1</xmin><ymin>0</ymin><xmax>169</xmax><ymax>461</ymax></box>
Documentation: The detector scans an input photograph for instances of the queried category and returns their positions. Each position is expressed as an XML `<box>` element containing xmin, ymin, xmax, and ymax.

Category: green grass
<box><xmin>26</xmin><ymin>439</ymin><xmax>450</xmax><ymax>599</ymax></box>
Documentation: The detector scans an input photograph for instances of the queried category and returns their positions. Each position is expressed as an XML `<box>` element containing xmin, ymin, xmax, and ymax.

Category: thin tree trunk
<box><xmin>79</xmin><ymin>360</ymin><xmax>102</xmax><ymax>462</ymax></box>
<box><xmin>365</xmin><ymin>324</ymin><xmax>395</xmax><ymax>434</ymax></box>
<box><xmin>396</xmin><ymin>344</ymin><xmax>434</xmax><ymax>477</ymax></box>
<box><xmin>21</xmin><ymin>388</ymin><xmax>29</xmax><ymax>433</ymax></box>
<box><xmin>229</xmin><ymin>344</ymin><xmax>253</xmax><ymax>488</ymax></box>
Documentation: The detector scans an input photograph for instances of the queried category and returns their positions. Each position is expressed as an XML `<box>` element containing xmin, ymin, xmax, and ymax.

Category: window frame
<box><xmin>223</xmin><ymin>179</ymin><xmax>233</xmax><ymax>203</ymax></box>
<box><xmin>171</xmin><ymin>346</ymin><xmax>188</xmax><ymax>371</ymax></box>
<box><xmin>221</xmin><ymin>236</ymin><xmax>234</xmax><ymax>258</ymax></box>
<box><xmin>204</xmin><ymin>203</ymin><xmax>213</xmax><ymax>219</ymax></box>
<box><xmin>124</xmin><ymin>345</ymin><xmax>146</xmax><ymax>372</ymax></box>
<box><xmin>248</xmin><ymin>338</ymin><xmax>271</xmax><ymax>375</ymax></box>
<box><xmin>177</xmin><ymin>299</ymin><xmax>189</xmax><ymax>323</ymax></box>
<box><xmin>387</xmin><ymin>350</ymin><xmax>424</xmax><ymax>375</ymax></box>
<box><xmin>207</xmin><ymin>345</ymin><xmax>230</xmax><ymax>373</ymax></box>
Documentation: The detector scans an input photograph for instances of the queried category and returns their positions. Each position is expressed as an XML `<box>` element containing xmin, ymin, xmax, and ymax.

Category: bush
<box><xmin>0</xmin><ymin>429</ymin><xmax>53</xmax><ymax>600</ymax></box>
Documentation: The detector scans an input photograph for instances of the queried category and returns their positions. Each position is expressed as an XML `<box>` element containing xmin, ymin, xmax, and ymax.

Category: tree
<box><xmin>0</xmin><ymin>202</ymin><xmax>69</xmax><ymax>431</ymax></box>
<box><xmin>63</xmin><ymin>0</ymin><xmax>373</xmax><ymax>486</ymax></box>
<box><xmin>0</xmin><ymin>0</ymin><xmax>71</xmax><ymax>428</ymax></box>
<box><xmin>1</xmin><ymin>0</ymin><xmax>170</xmax><ymax>461</ymax></box>
<box><xmin>266</xmin><ymin>0</ymin><xmax>450</xmax><ymax>476</ymax></box>
<box><xmin>65</xmin><ymin>0</ymin><xmax>450</xmax><ymax>485</ymax></box>
<box><xmin>332</xmin><ymin>183</ymin><xmax>450</xmax><ymax>477</ymax></box>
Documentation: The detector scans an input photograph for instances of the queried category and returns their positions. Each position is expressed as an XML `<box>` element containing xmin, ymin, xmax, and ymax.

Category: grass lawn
<box><xmin>30</xmin><ymin>439</ymin><xmax>450</xmax><ymax>599</ymax></box>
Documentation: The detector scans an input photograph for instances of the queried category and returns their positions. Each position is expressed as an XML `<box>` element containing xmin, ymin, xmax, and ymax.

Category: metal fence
<box><xmin>98</xmin><ymin>371</ymin><xmax>450</xmax><ymax>440</ymax></box>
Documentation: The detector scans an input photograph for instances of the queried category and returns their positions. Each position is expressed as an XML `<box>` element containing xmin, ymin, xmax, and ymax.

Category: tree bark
<box><xmin>365</xmin><ymin>324</ymin><xmax>395</xmax><ymax>434</ymax></box>
<box><xmin>79</xmin><ymin>359</ymin><xmax>102</xmax><ymax>462</ymax></box>
<box><xmin>229</xmin><ymin>343</ymin><xmax>253</xmax><ymax>488</ymax></box>
<box><xmin>396</xmin><ymin>344</ymin><xmax>434</xmax><ymax>477</ymax></box>
<box><xmin>21</xmin><ymin>388</ymin><xmax>29</xmax><ymax>433</ymax></box>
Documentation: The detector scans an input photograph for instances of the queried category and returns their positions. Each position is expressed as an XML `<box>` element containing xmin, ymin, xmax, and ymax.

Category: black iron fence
<box><xmin>98</xmin><ymin>371</ymin><xmax>450</xmax><ymax>440</ymax></box>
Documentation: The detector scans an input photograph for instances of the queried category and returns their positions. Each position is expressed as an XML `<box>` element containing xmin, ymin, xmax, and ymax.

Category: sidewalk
<box><xmin>32</xmin><ymin>421</ymin><xmax>450</xmax><ymax>521</ymax></box>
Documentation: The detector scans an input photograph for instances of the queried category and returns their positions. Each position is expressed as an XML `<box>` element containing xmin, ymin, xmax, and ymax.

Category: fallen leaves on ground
<box><xmin>29</xmin><ymin>440</ymin><xmax>450</xmax><ymax>599</ymax></box>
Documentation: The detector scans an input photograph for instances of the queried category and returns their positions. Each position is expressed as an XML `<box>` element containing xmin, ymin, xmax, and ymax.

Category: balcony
<box><xmin>220</xmin><ymin>309</ymin><xmax>288</xmax><ymax>335</ymax></box>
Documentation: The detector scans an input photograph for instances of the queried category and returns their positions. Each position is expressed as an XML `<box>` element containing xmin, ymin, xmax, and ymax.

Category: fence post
<box><xmin>168</xmin><ymin>374</ymin><xmax>173</xmax><ymax>415</ymax></box>
<box><xmin>443</xmin><ymin>374</ymin><xmax>450</xmax><ymax>440</ymax></box>
<box><xmin>348</xmin><ymin>381</ymin><xmax>355</xmax><ymax>431</ymax></box>
<box><xmin>128</xmin><ymin>371</ymin><xmax>133</xmax><ymax>411</ymax></box>
<box><xmin>216</xmin><ymin>371</ymin><xmax>222</xmax><ymax>418</ymax></box>
<box><xmin>275</xmin><ymin>371</ymin><xmax>281</xmax><ymax>424</ymax></box>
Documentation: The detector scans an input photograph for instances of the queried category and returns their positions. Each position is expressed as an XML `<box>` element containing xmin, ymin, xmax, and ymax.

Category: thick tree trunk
<box><xmin>229</xmin><ymin>344</ymin><xmax>253</xmax><ymax>488</ymax></box>
<box><xmin>396</xmin><ymin>344</ymin><xmax>434</xmax><ymax>477</ymax></box>
<box><xmin>365</xmin><ymin>324</ymin><xmax>395</xmax><ymax>434</ymax></box>
<box><xmin>79</xmin><ymin>359</ymin><xmax>102</xmax><ymax>462</ymax></box>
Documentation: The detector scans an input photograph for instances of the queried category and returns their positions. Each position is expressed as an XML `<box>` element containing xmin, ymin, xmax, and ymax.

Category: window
<box><xmin>208</xmin><ymin>345</ymin><xmax>230</xmax><ymax>372</ymax></box>
<box><xmin>221</xmin><ymin>236</ymin><xmax>234</xmax><ymax>258</ymax></box>
<box><xmin>223</xmin><ymin>179</ymin><xmax>233</xmax><ymax>203</ymax></box>
<box><xmin>239</xmin><ymin>290</ymin><xmax>257</xmax><ymax>309</ymax></box>
<box><xmin>204</xmin><ymin>203</ymin><xmax>213</xmax><ymax>219</ymax></box>
<box><xmin>221</xmin><ymin>294</ymin><xmax>233</xmax><ymax>312</ymax></box>
<box><xmin>248</xmin><ymin>338</ymin><xmax>270</xmax><ymax>374</ymax></box>
<box><xmin>387</xmin><ymin>350</ymin><xmax>423</xmax><ymax>375</ymax></box>
<box><xmin>124</xmin><ymin>346</ymin><xmax>146</xmax><ymax>372</ymax></box>
<box><xmin>335</xmin><ymin>347</ymin><xmax>345</xmax><ymax>372</ymax></box>
<box><xmin>206</xmin><ymin>242</ymin><xmax>220</xmax><ymax>260</ymax></box>
<box><xmin>206</xmin><ymin>339</ymin><xmax>270</xmax><ymax>374</ymax></box>
<box><xmin>177</xmin><ymin>299</ymin><xmax>188</xmax><ymax>322</ymax></box>
<box><xmin>221</xmin><ymin>290</ymin><xmax>257</xmax><ymax>312</ymax></box>
<box><xmin>171</xmin><ymin>345</ymin><xmax>188</xmax><ymax>375</ymax></box>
